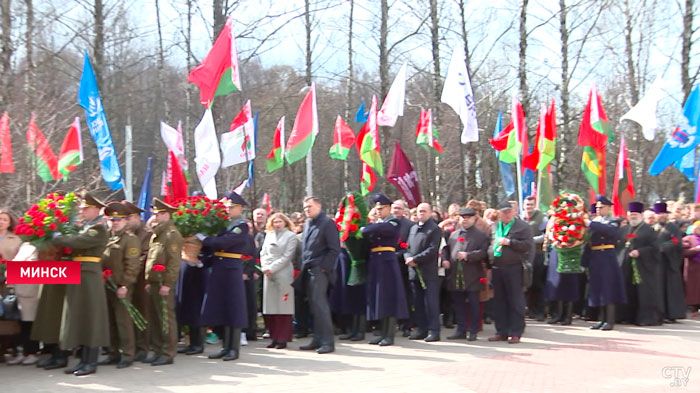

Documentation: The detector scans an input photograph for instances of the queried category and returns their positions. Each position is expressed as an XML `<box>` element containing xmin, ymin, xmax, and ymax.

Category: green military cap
<box><xmin>78</xmin><ymin>190</ymin><xmax>106</xmax><ymax>209</ymax></box>
<box><xmin>151</xmin><ymin>197</ymin><xmax>176</xmax><ymax>213</ymax></box>
<box><xmin>122</xmin><ymin>200</ymin><xmax>145</xmax><ymax>216</ymax></box>
<box><xmin>104</xmin><ymin>202</ymin><xmax>129</xmax><ymax>220</ymax></box>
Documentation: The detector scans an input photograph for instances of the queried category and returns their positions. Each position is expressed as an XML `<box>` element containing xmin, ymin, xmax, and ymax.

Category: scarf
<box><xmin>494</xmin><ymin>219</ymin><xmax>514</xmax><ymax>258</ymax></box>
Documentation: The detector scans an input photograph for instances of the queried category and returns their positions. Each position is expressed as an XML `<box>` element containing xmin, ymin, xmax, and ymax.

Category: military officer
<box><xmin>143</xmin><ymin>198</ymin><xmax>183</xmax><ymax>366</ymax></box>
<box><xmin>197</xmin><ymin>191</ymin><xmax>250</xmax><ymax>361</ymax></box>
<box><xmin>361</xmin><ymin>194</ymin><xmax>410</xmax><ymax>347</ymax></box>
<box><xmin>53</xmin><ymin>190</ymin><xmax>111</xmax><ymax>376</ymax></box>
<box><xmin>98</xmin><ymin>202</ymin><xmax>141</xmax><ymax>369</ymax></box>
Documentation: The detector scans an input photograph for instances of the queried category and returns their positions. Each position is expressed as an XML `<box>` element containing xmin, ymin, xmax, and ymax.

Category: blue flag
<box><xmin>78</xmin><ymin>52</ymin><xmax>123</xmax><ymax>190</ymax></box>
<box><xmin>494</xmin><ymin>111</ymin><xmax>516</xmax><ymax>197</ymax></box>
<box><xmin>355</xmin><ymin>99</ymin><xmax>368</xmax><ymax>123</ymax></box>
<box><xmin>137</xmin><ymin>157</ymin><xmax>153</xmax><ymax>222</ymax></box>
<box><xmin>246</xmin><ymin>112</ymin><xmax>259</xmax><ymax>189</ymax></box>
<box><xmin>675</xmin><ymin>149</ymin><xmax>696</xmax><ymax>181</ymax></box>
<box><xmin>649</xmin><ymin>85</ymin><xmax>700</xmax><ymax>176</ymax></box>
<box><xmin>523</xmin><ymin>166</ymin><xmax>536</xmax><ymax>200</ymax></box>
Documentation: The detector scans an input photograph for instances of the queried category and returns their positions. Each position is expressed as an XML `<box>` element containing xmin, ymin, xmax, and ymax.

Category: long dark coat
<box><xmin>445</xmin><ymin>225</ymin><xmax>489</xmax><ymax>292</ymax></box>
<box><xmin>582</xmin><ymin>219</ymin><xmax>627</xmax><ymax>307</ymax></box>
<box><xmin>655</xmin><ymin>221</ymin><xmax>686</xmax><ymax>319</ymax></box>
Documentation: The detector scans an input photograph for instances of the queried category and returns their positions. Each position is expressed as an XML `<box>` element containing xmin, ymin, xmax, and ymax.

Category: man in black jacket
<box><xmin>293</xmin><ymin>196</ymin><xmax>341</xmax><ymax>354</ymax></box>
<box><xmin>405</xmin><ymin>203</ymin><xmax>443</xmax><ymax>342</ymax></box>
<box><xmin>392</xmin><ymin>199</ymin><xmax>415</xmax><ymax>336</ymax></box>
<box><xmin>488</xmin><ymin>201</ymin><xmax>533</xmax><ymax>344</ymax></box>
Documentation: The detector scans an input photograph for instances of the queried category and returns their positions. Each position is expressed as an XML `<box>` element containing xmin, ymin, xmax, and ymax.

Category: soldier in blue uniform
<box><xmin>583</xmin><ymin>195</ymin><xmax>627</xmax><ymax>331</ymax></box>
<box><xmin>196</xmin><ymin>191</ymin><xmax>250</xmax><ymax>361</ymax></box>
<box><xmin>361</xmin><ymin>194</ymin><xmax>410</xmax><ymax>346</ymax></box>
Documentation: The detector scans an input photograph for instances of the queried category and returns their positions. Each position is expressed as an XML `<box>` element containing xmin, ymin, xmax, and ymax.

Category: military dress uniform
<box><xmin>144</xmin><ymin>198</ymin><xmax>183</xmax><ymax>365</ymax></box>
<box><xmin>199</xmin><ymin>191</ymin><xmax>250</xmax><ymax>361</ymax></box>
<box><xmin>100</xmin><ymin>202</ymin><xmax>141</xmax><ymax>368</ymax></box>
<box><xmin>361</xmin><ymin>194</ymin><xmax>409</xmax><ymax>346</ymax></box>
<box><xmin>53</xmin><ymin>191</ymin><xmax>111</xmax><ymax>376</ymax></box>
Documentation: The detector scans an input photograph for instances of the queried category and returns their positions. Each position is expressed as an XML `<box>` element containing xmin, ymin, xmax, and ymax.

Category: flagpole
<box><xmin>306</xmin><ymin>150</ymin><xmax>313</xmax><ymax>196</ymax></box>
<box><xmin>125</xmin><ymin>122</ymin><xmax>133</xmax><ymax>201</ymax></box>
<box><xmin>516</xmin><ymin>144</ymin><xmax>524</xmax><ymax>214</ymax></box>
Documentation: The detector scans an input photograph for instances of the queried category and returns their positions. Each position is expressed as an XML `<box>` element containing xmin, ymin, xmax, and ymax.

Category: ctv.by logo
<box><xmin>662</xmin><ymin>366</ymin><xmax>691</xmax><ymax>387</ymax></box>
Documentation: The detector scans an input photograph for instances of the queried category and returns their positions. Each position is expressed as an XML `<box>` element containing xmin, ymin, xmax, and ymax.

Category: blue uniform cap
<box><xmin>221</xmin><ymin>191</ymin><xmax>248</xmax><ymax>207</ymax></box>
<box><xmin>595</xmin><ymin>195</ymin><xmax>613</xmax><ymax>206</ymax></box>
<box><xmin>372</xmin><ymin>193</ymin><xmax>392</xmax><ymax>208</ymax></box>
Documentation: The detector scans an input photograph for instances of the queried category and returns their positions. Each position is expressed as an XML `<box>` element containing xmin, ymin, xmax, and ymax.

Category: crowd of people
<box><xmin>0</xmin><ymin>189</ymin><xmax>699</xmax><ymax>375</ymax></box>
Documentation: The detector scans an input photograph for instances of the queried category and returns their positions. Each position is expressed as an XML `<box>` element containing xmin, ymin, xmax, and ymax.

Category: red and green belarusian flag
<box><xmin>57</xmin><ymin>117</ymin><xmax>83</xmax><ymax>180</ymax></box>
<box><xmin>359</xmin><ymin>95</ymin><xmax>383</xmax><ymax>176</ymax></box>
<box><xmin>534</xmin><ymin>100</ymin><xmax>556</xmax><ymax>211</ymax></box>
<box><xmin>285</xmin><ymin>83</ymin><xmax>318</xmax><ymax>164</ymax></box>
<box><xmin>329</xmin><ymin>115</ymin><xmax>355</xmax><ymax>160</ymax></box>
<box><xmin>361</xmin><ymin>162</ymin><xmax>376</xmax><ymax>196</ymax></box>
<box><xmin>266</xmin><ymin>116</ymin><xmax>285</xmax><ymax>172</ymax></box>
<box><xmin>539</xmin><ymin>99</ymin><xmax>556</xmax><ymax>170</ymax></box>
<box><xmin>26</xmin><ymin>115</ymin><xmax>60</xmax><ymax>182</ymax></box>
<box><xmin>415</xmin><ymin>108</ymin><xmax>443</xmax><ymax>155</ymax></box>
<box><xmin>579</xmin><ymin>85</ymin><xmax>613</xmax><ymax>194</ymax></box>
<box><xmin>489</xmin><ymin>98</ymin><xmax>527</xmax><ymax>164</ymax></box>
<box><xmin>0</xmin><ymin>112</ymin><xmax>14</xmax><ymax>173</ymax></box>
<box><xmin>187</xmin><ymin>17</ymin><xmax>241</xmax><ymax>107</ymax></box>
<box><xmin>612</xmin><ymin>135</ymin><xmax>635</xmax><ymax>217</ymax></box>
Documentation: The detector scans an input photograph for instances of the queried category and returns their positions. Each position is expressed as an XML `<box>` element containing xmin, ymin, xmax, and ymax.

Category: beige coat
<box><xmin>260</xmin><ymin>229</ymin><xmax>298</xmax><ymax>315</ymax></box>
<box><xmin>9</xmin><ymin>243</ymin><xmax>41</xmax><ymax>321</ymax></box>
<box><xmin>1</xmin><ymin>233</ymin><xmax>22</xmax><ymax>299</ymax></box>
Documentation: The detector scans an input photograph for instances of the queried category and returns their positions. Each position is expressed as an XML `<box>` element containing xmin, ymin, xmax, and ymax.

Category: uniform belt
<box><xmin>74</xmin><ymin>256</ymin><xmax>101</xmax><ymax>263</ymax></box>
<box><xmin>371</xmin><ymin>246</ymin><xmax>396</xmax><ymax>252</ymax></box>
<box><xmin>591</xmin><ymin>244</ymin><xmax>615</xmax><ymax>251</ymax></box>
<box><xmin>214</xmin><ymin>251</ymin><xmax>243</xmax><ymax>259</ymax></box>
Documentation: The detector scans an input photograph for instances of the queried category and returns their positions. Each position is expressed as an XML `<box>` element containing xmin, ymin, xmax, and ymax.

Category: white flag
<box><xmin>377</xmin><ymin>62</ymin><xmax>407</xmax><ymax>127</ymax></box>
<box><xmin>233</xmin><ymin>178</ymin><xmax>247</xmax><ymax>195</ymax></box>
<box><xmin>160</xmin><ymin>120</ymin><xmax>188</xmax><ymax>171</ymax></box>
<box><xmin>441</xmin><ymin>47</ymin><xmax>478</xmax><ymax>143</ymax></box>
<box><xmin>221</xmin><ymin>100</ymin><xmax>256</xmax><ymax>168</ymax></box>
<box><xmin>193</xmin><ymin>108</ymin><xmax>220</xmax><ymax>199</ymax></box>
<box><xmin>620</xmin><ymin>76</ymin><xmax>666</xmax><ymax>141</ymax></box>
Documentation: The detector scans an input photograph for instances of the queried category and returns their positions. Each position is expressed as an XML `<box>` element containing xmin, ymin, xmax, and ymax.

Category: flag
<box><xmin>492</xmin><ymin>111</ymin><xmax>516</xmax><ymax>197</ymax></box>
<box><xmin>537</xmin><ymin>166</ymin><xmax>553</xmax><ymax>212</ymax></box>
<box><xmin>359</xmin><ymin>95</ymin><xmax>383</xmax><ymax>176</ymax></box>
<box><xmin>187</xmin><ymin>17</ymin><xmax>241</xmax><ymax>107</ymax></box>
<box><xmin>329</xmin><ymin>115</ymin><xmax>356</xmax><ymax>160</ymax></box>
<box><xmin>160</xmin><ymin>121</ymin><xmax>188</xmax><ymax>173</ymax></box>
<box><xmin>360</xmin><ymin>162</ymin><xmax>376</xmax><ymax>196</ymax></box>
<box><xmin>620</xmin><ymin>76</ymin><xmax>665</xmax><ymax>141</ymax></box>
<box><xmin>441</xmin><ymin>47</ymin><xmax>478</xmax><ymax>143</ymax></box>
<box><xmin>415</xmin><ymin>108</ymin><xmax>443</xmax><ymax>155</ymax></box>
<box><xmin>578</xmin><ymin>85</ymin><xmax>614</xmax><ymax>150</ymax></box>
<box><xmin>581</xmin><ymin>146</ymin><xmax>604</xmax><ymax>194</ymax></box>
<box><xmin>26</xmin><ymin>115</ymin><xmax>60</xmax><ymax>182</ymax></box>
<box><xmin>675</xmin><ymin>149</ymin><xmax>696</xmax><ymax>181</ymax></box>
<box><xmin>523</xmin><ymin>165</ymin><xmax>536</xmax><ymax>199</ymax></box>
<box><xmin>193</xmin><ymin>108</ymin><xmax>220</xmax><ymax>199</ymax></box>
<box><xmin>266</xmin><ymin>116</ymin><xmax>285</xmax><ymax>172</ymax></box>
<box><xmin>221</xmin><ymin>100</ymin><xmax>255</xmax><ymax>168</ymax></box>
<box><xmin>490</xmin><ymin>98</ymin><xmax>527</xmax><ymax>164</ymax></box>
<box><xmin>167</xmin><ymin>150</ymin><xmax>188</xmax><ymax>202</ymax></box>
<box><xmin>247</xmin><ymin>112</ymin><xmax>258</xmax><ymax>189</ymax></box>
<box><xmin>78</xmin><ymin>52</ymin><xmax>122</xmax><ymax>190</ymax></box>
<box><xmin>650</xmin><ymin>85</ymin><xmax>700</xmax><ymax>176</ymax></box>
<box><xmin>0</xmin><ymin>112</ymin><xmax>14</xmax><ymax>173</ymax></box>
<box><xmin>137</xmin><ymin>157</ymin><xmax>153</xmax><ymax>222</ymax></box>
<box><xmin>57</xmin><ymin>117</ymin><xmax>83</xmax><ymax>179</ymax></box>
<box><xmin>386</xmin><ymin>142</ymin><xmax>422</xmax><ymax>208</ymax></box>
<box><xmin>612</xmin><ymin>135</ymin><xmax>636</xmax><ymax>217</ymax></box>
<box><xmin>355</xmin><ymin>100</ymin><xmax>368</xmax><ymax>123</ymax></box>
<box><xmin>233</xmin><ymin>178</ymin><xmax>247</xmax><ymax>195</ymax></box>
<box><xmin>160</xmin><ymin>171</ymin><xmax>168</xmax><ymax>197</ymax></box>
<box><xmin>377</xmin><ymin>62</ymin><xmax>407</xmax><ymax>127</ymax></box>
<box><xmin>695</xmin><ymin>165</ymin><xmax>700</xmax><ymax>203</ymax></box>
<box><xmin>523</xmin><ymin>104</ymin><xmax>546</xmax><ymax>171</ymax></box>
<box><xmin>285</xmin><ymin>83</ymin><xmax>318</xmax><ymax>164</ymax></box>
<box><xmin>539</xmin><ymin>99</ymin><xmax>557</xmax><ymax>170</ymax></box>
<box><xmin>261</xmin><ymin>192</ymin><xmax>271</xmax><ymax>214</ymax></box>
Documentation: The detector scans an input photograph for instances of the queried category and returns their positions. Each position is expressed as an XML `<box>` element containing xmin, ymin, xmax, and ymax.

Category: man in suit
<box><xmin>405</xmin><ymin>203</ymin><xmax>443</xmax><ymax>342</ymax></box>
<box><xmin>487</xmin><ymin>201</ymin><xmax>533</xmax><ymax>344</ymax></box>
<box><xmin>294</xmin><ymin>196</ymin><xmax>341</xmax><ymax>354</ymax></box>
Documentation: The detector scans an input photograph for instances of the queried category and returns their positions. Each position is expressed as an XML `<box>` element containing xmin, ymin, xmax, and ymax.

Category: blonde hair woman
<box><xmin>260</xmin><ymin>213</ymin><xmax>299</xmax><ymax>349</ymax></box>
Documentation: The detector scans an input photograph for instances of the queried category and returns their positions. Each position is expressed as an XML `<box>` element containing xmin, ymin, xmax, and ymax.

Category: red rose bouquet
<box><xmin>548</xmin><ymin>192</ymin><xmax>587</xmax><ymax>273</ymax></box>
<box><xmin>15</xmin><ymin>192</ymin><xmax>79</xmax><ymax>251</ymax></box>
<box><xmin>102</xmin><ymin>270</ymin><xmax>147</xmax><ymax>331</ymax></box>
<box><xmin>151</xmin><ymin>264</ymin><xmax>169</xmax><ymax>334</ymax></box>
<box><xmin>334</xmin><ymin>192</ymin><xmax>369</xmax><ymax>285</ymax></box>
<box><xmin>172</xmin><ymin>196</ymin><xmax>229</xmax><ymax>261</ymax></box>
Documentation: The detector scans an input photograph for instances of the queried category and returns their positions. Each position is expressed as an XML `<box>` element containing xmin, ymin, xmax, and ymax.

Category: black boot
<box><xmin>185</xmin><ymin>327</ymin><xmax>204</xmax><ymax>355</ymax></box>
<box><xmin>339</xmin><ymin>315</ymin><xmax>357</xmax><ymax>340</ymax></box>
<box><xmin>590</xmin><ymin>307</ymin><xmax>606</xmax><ymax>330</ymax></box>
<box><xmin>64</xmin><ymin>347</ymin><xmax>87</xmax><ymax>374</ymax></box>
<box><xmin>42</xmin><ymin>347</ymin><xmax>68</xmax><ymax>370</ymax></box>
<box><xmin>209</xmin><ymin>326</ymin><xmax>232</xmax><ymax>359</ymax></box>
<box><xmin>74</xmin><ymin>347</ymin><xmax>98</xmax><ymax>376</ymax></box>
<box><xmin>223</xmin><ymin>328</ymin><xmax>240</xmax><ymax>361</ymax></box>
<box><xmin>379</xmin><ymin>317</ymin><xmax>396</xmax><ymax>346</ymax></box>
<box><xmin>560</xmin><ymin>302</ymin><xmax>574</xmax><ymax>325</ymax></box>
<box><xmin>601</xmin><ymin>304</ymin><xmax>615</xmax><ymax>331</ymax></box>
<box><xmin>350</xmin><ymin>314</ymin><xmax>366</xmax><ymax>341</ymax></box>
<box><xmin>368</xmin><ymin>319</ymin><xmax>385</xmax><ymax>345</ymax></box>
<box><xmin>547</xmin><ymin>301</ymin><xmax>563</xmax><ymax>324</ymax></box>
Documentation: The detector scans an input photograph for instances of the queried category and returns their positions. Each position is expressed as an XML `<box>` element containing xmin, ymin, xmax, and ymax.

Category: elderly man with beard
<box><xmin>653</xmin><ymin>202</ymin><xmax>686</xmax><ymax>322</ymax></box>
<box><xmin>618</xmin><ymin>202</ymin><xmax>664</xmax><ymax>326</ymax></box>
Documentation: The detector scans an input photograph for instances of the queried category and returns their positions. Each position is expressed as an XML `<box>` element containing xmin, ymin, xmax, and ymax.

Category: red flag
<box><xmin>168</xmin><ymin>150</ymin><xmax>188</xmax><ymax>202</ymax></box>
<box><xmin>612</xmin><ymin>135</ymin><xmax>635</xmax><ymax>217</ymax></box>
<box><xmin>360</xmin><ymin>162</ymin><xmax>376</xmax><ymax>196</ymax></box>
<box><xmin>261</xmin><ymin>192</ymin><xmax>271</xmax><ymax>214</ymax></box>
<box><xmin>0</xmin><ymin>112</ymin><xmax>14</xmax><ymax>173</ymax></box>
<box><xmin>386</xmin><ymin>142</ymin><xmax>422</xmax><ymax>208</ymax></box>
<box><xmin>329</xmin><ymin>115</ymin><xmax>355</xmax><ymax>160</ymax></box>
<box><xmin>26</xmin><ymin>115</ymin><xmax>60</xmax><ymax>182</ymax></box>
<box><xmin>489</xmin><ymin>122</ymin><xmax>514</xmax><ymax>151</ymax></box>
<box><xmin>523</xmin><ymin>104</ymin><xmax>546</xmax><ymax>171</ymax></box>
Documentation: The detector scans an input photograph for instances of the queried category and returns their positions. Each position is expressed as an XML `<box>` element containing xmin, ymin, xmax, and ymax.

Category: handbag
<box><xmin>1</xmin><ymin>288</ymin><xmax>20</xmax><ymax>320</ymax></box>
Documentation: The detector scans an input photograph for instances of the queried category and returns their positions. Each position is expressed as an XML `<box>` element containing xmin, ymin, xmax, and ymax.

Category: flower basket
<box><xmin>548</xmin><ymin>192</ymin><xmax>587</xmax><ymax>274</ymax></box>
<box><xmin>15</xmin><ymin>192</ymin><xmax>79</xmax><ymax>251</ymax></box>
<box><xmin>182</xmin><ymin>236</ymin><xmax>203</xmax><ymax>262</ymax></box>
<box><xmin>172</xmin><ymin>196</ymin><xmax>229</xmax><ymax>238</ymax></box>
<box><xmin>334</xmin><ymin>192</ymin><xmax>369</xmax><ymax>286</ymax></box>
<box><xmin>555</xmin><ymin>244</ymin><xmax>584</xmax><ymax>273</ymax></box>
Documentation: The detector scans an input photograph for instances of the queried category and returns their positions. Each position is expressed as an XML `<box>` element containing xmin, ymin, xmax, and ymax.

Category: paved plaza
<box><xmin>2</xmin><ymin>317</ymin><xmax>699</xmax><ymax>393</ymax></box>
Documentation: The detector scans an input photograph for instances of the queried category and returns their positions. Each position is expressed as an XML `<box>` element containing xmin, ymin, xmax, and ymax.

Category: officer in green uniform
<box><xmin>143</xmin><ymin>198</ymin><xmax>183</xmax><ymax>366</ymax></box>
<box><xmin>53</xmin><ymin>190</ymin><xmax>111</xmax><ymax>376</ymax></box>
<box><xmin>122</xmin><ymin>200</ymin><xmax>151</xmax><ymax>362</ymax></box>
<box><xmin>98</xmin><ymin>202</ymin><xmax>141</xmax><ymax>369</ymax></box>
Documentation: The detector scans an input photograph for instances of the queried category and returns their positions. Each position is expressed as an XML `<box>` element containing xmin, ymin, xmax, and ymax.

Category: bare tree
<box><xmin>681</xmin><ymin>0</ymin><xmax>695</xmax><ymax>102</ymax></box>
<box><xmin>0</xmin><ymin>0</ymin><xmax>12</xmax><ymax>109</ymax></box>
<box><xmin>519</xmin><ymin>0</ymin><xmax>529</xmax><ymax>117</ymax></box>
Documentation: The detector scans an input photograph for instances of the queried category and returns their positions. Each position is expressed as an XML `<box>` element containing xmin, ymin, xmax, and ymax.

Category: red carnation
<box><xmin>35</xmin><ymin>229</ymin><xmax>46</xmax><ymax>238</ymax></box>
<box><xmin>457</xmin><ymin>237</ymin><xmax>465</xmax><ymax>242</ymax></box>
<box><xmin>54</xmin><ymin>209</ymin><xmax>63</xmax><ymax>217</ymax></box>
<box><xmin>63</xmin><ymin>248</ymin><xmax>72</xmax><ymax>255</ymax></box>
<box><xmin>176</xmin><ymin>211</ymin><xmax>184</xmax><ymax>216</ymax></box>
<box><xmin>47</xmin><ymin>202</ymin><xmax>57</xmax><ymax>210</ymax></box>
<box><xmin>185</xmin><ymin>209</ymin><xmax>191</xmax><ymax>213</ymax></box>
<box><xmin>152</xmin><ymin>264</ymin><xmax>166</xmax><ymax>272</ymax></box>
<box><xmin>26</xmin><ymin>228</ymin><xmax>35</xmax><ymax>236</ymax></box>
<box><xmin>48</xmin><ymin>223</ymin><xmax>58</xmax><ymax>231</ymax></box>
<box><xmin>32</xmin><ymin>219</ymin><xmax>44</xmax><ymax>228</ymax></box>
<box><xmin>192</xmin><ymin>210</ymin><xmax>200</xmax><ymax>215</ymax></box>
<box><xmin>562</xmin><ymin>235</ymin><xmax>569</xmax><ymax>242</ymax></box>
<box><xmin>479</xmin><ymin>277</ymin><xmax>488</xmax><ymax>285</ymax></box>
<box><xmin>202</xmin><ymin>210</ymin><xmax>209</xmax><ymax>216</ymax></box>
<box><xmin>625</xmin><ymin>234</ymin><xmax>637</xmax><ymax>239</ymax></box>
<box><xmin>671</xmin><ymin>237</ymin><xmax>679</xmax><ymax>244</ymax></box>
<box><xmin>102</xmin><ymin>269</ymin><xmax>113</xmax><ymax>282</ymax></box>
<box><xmin>353</xmin><ymin>213</ymin><xmax>360</xmax><ymax>220</ymax></box>
<box><xmin>349</xmin><ymin>224</ymin><xmax>358</xmax><ymax>232</ymax></box>
<box><xmin>400</xmin><ymin>242</ymin><xmax>408</xmax><ymax>249</ymax></box>
<box><xmin>58</xmin><ymin>216</ymin><xmax>69</xmax><ymax>224</ymax></box>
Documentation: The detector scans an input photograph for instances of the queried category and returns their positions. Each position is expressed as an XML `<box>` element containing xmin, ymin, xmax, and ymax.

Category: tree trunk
<box><xmin>557</xmin><ymin>0</ymin><xmax>569</xmax><ymax>192</ymax></box>
<box><xmin>343</xmin><ymin>0</ymin><xmax>354</xmax><ymax>192</ymax></box>
<box><xmin>378</xmin><ymin>0</ymin><xmax>389</xmax><ymax>160</ymax></box>
<box><xmin>184</xmin><ymin>0</ymin><xmax>193</xmax><ymax>182</ymax></box>
<box><xmin>624</xmin><ymin>0</ymin><xmax>639</xmax><ymax>106</ymax></box>
<box><xmin>429</xmin><ymin>0</ymin><xmax>441</xmax><ymax>206</ymax></box>
<box><xmin>213</xmin><ymin>0</ymin><xmax>227</xmax><ymax>39</ymax></box>
<box><xmin>94</xmin><ymin>0</ymin><xmax>105</xmax><ymax>89</ymax></box>
<box><xmin>155</xmin><ymin>0</ymin><xmax>169</xmax><ymax>119</ymax></box>
<box><xmin>0</xmin><ymin>0</ymin><xmax>13</xmax><ymax>109</ymax></box>
<box><xmin>458</xmin><ymin>0</ymin><xmax>475</xmax><ymax>201</ymax></box>
<box><xmin>519</xmin><ymin>0</ymin><xmax>529</xmax><ymax>117</ymax></box>
<box><xmin>681</xmin><ymin>0</ymin><xmax>694</xmax><ymax>102</ymax></box>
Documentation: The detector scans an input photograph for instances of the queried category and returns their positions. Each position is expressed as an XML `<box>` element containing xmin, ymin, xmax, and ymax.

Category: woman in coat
<box><xmin>682</xmin><ymin>221</ymin><xmax>700</xmax><ymax>315</ymax></box>
<box><xmin>260</xmin><ymin>213</ymin><xmax>298</xmax><ymax>349</ymax></box>
<box><xmin>7</xmin><ymin>242</ymin><xmax>41</xmax><ymax>365</ymax></box>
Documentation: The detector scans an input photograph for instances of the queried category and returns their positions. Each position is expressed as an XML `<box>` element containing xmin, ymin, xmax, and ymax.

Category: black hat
<box><xmin>589</xmin><ymin>203</ymin><xmax>597</xmax><ymax>214</ymax></box>
<box><xmin>595</xmin><ymin>195</ymin><xmax>613</xmax><ymax>206</ymax></box>
<box><xmin>221</xmin><ymin>191</ymin><xmax>248</xmax><ymax>207</ymax></box>
<box><xmin>628</xmin><ymin>201</ymin><xmax>644</xmax><ymax>214</ymax></box>
<box><xmin>104</xmin><ymin>202</ymin><xmax>129</xmax><ymax>220</ymax></box>
<box><xmin>497</xmin><ymin>200</ymin><xmax>513</xmax><ymax>211</ymax></box>
<box><xmin>122</xmin><ymin>200</ymin><xmax>144</xmax><ymax>216</ymax></box>
<box><xmin>653</xmin><ymin>202</ymin><xmax>669</xmax><ymax>214</ymax></box>
<box><xmin>78</xmin><ymin>190</ymin><xmax>106</xmax><ymax>209</ymax></box>
<box><xmin>372</xmin><ymin>193</ymin><xmax>392</xmax><ymax>208</ymax></box>
<box><xmin>459</xmin><ymin>207</ymin><xmax>476</xmax><ymax>217</ymax></box>
<box><xmin>151</xmin><ymin>198</ymin><xmax>176</xmax><ymax>213</ymax></box>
